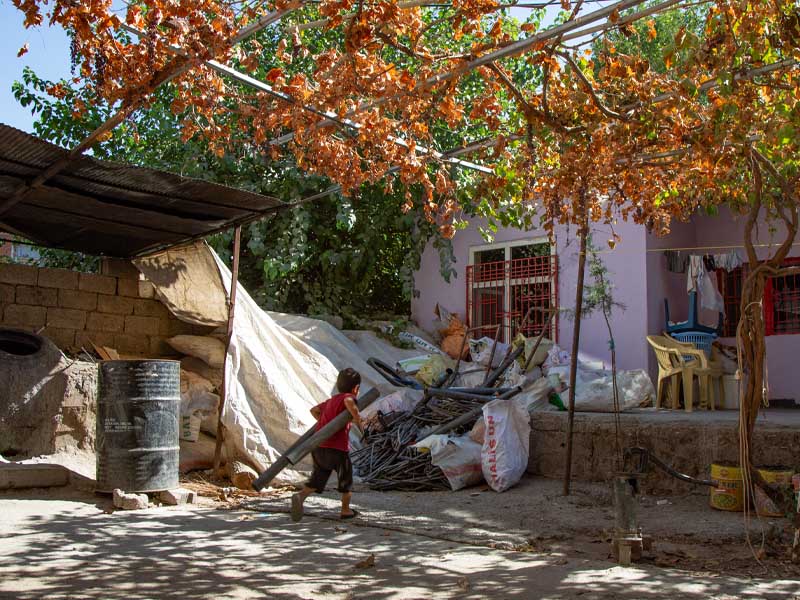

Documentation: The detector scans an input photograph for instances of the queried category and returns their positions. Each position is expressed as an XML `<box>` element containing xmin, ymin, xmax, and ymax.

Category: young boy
<box><xmin>291</xmin><ymin>367</ymin><xmax>364</xmax><ymax>522</ymax></box>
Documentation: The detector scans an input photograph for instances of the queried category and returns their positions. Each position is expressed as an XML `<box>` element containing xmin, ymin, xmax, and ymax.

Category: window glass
<box><xmin>511</xmin><ymin>243</ymin><xmax>549</xmax><ymax>260</ymax></box>
<box><xmin>474</xmin><ymin>248</ymin><xmax>505</xmax><ymax>264</ymax></box>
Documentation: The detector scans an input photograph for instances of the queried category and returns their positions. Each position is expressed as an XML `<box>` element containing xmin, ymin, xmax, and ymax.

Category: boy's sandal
<box><xmin>340</xmin><ymin>509</ymin><xmax>359</xmax><ymax>520</ymax></box>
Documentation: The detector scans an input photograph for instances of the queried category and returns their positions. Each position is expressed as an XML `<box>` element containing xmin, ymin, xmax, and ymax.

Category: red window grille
<box><xmin>765</xmin><ymin>257</ymin><xmax>800</xmax><ymax>335</ymax></box>
<box><xmin>716</xmin><ymin>258</ymin><xmax>800</xmax><ymax>337</ymax></box>
<box><xmin>466</xmin><ymin>254</ymin><xmax>558</xmax><ymax>344</ymax></box>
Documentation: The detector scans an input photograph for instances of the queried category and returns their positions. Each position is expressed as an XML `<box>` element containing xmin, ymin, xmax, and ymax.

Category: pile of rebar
<box><xmin>355</xmin><ymin>307</ymin><xmax>556</xmax><ymax>492</ymax></box>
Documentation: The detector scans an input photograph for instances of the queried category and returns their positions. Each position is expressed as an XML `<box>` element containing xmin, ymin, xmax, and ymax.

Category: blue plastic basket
<box><xmin>671</xmin><ymin>331</ymin><xmax>716</xmax><ymax>358</ymax></box>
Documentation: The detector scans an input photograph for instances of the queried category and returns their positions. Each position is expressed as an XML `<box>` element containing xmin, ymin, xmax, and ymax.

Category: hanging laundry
<box><xmin>713</xmin><ymin>249</ymin><xmax>744</xmax><ymax>272</ymax></box>
<box><xmin>665</xmin><ymin>250</ymin><xmax>687</xmax><ymax>273</ymax></box>
<box><xmin>687</xmin><ymin>255</ymin><xmax>725</xmax><ymax>314</ymax></box>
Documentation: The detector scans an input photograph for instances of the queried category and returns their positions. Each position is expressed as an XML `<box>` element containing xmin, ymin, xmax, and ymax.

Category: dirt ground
<box><xmin>2</xmin><ymin>474</ymin><xmax>799</xmax><ymax>599</ymax></box>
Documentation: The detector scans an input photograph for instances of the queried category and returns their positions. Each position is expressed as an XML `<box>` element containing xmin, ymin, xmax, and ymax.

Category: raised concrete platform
<box><xmin>528</xmin><ymin>408</ymin><xmax>800</xmax><ymax>494</ymax></box>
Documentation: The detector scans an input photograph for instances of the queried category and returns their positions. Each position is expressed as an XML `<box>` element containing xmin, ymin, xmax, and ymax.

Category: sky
<box><xmin>0</xmin><ymin>2</ymin><xmax>582</xmax><ymax>134</ymax></box>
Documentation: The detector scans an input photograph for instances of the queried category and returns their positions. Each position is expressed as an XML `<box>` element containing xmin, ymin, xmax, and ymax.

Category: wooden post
<box><xmin>563</xmin><ymin>226</ymin><xmax>588</xmax><ymax>496</ymax></box>
<box><xmin>214</xmin><ymin>225</ymin><xmax>242</xmax><ymax>476</ymax></box>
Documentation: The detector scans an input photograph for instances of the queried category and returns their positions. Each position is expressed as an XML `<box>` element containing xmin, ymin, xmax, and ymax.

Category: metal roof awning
<box><xmin>0</xmin><ymin>124</ymin><xmax>286</xmax><ymax>258</ymax></box>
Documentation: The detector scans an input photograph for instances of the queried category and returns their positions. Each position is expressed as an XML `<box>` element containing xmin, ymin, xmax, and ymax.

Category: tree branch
<box><xmin>558</xmin><ymin>51</ymin><xmax>628</xmax><ymax>121</ymax></box>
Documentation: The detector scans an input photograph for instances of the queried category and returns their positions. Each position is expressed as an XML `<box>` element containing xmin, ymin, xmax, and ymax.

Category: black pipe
<box><xmin>624</xmin><ymin>447</ymin><xmax>717</xmax><ymax>487</ymax></box>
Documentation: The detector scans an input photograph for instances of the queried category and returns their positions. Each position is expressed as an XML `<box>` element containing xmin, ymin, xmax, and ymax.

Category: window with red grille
<box><xmin>765</xmin><ymin>257</ymin><xmax>800</xmax><ymax>335</ymax></box>
<box><xmin>716</xmin><ymin>258</ymin><xmax>800</xmax><ymax>337</ymax></box>
<box><xmin>466</xmin><ymin>247</ymin><xmax>558</xmax><ymax>343</ymax></box>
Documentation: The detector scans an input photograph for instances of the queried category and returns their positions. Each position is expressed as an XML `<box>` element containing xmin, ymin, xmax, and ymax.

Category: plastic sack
<box><xmin>547</xmin><ymin>365</ymin><xmax>654</xmax><ymax>412</ymax></box>
<box><xmin>512</xmin><ymin>334</ymin><xmax>553</xmax><ymax>371</ymax></box>
<box><xmin>469</xmin><ymin>417</ymin><xmax>486</xmax><ymax>445</ymax></box>
<box><xmin>481</xmin><ymin>397</ymin><xmax>531</xmax><ymax>492</ymax></box>
<box><xmin>416</xmin><ymin>354</ymin><xmax>450</xmax><ymax>386</ymax></box>
<box><xmin>361</xmin><ymin>389</ymin><xmax>422</xmax><ymax>420</ymax></box>
<box><xmin>414</xmin><ymin>434</ymin><xmax>484</xmax><ymax>491</ymax></box>
<box><xmin>469</xmin><ymin>337</ymin><xmax>509</xmax><ymax>368</ymax></box>
<box><xmin>542</xmin><ymin>344</ymin><xmax>571</xmax><ymax>370</ymax></box>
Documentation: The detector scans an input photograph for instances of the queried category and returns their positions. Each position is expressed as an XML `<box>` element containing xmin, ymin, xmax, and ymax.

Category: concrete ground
<box><xmin>2</xmin><ymin>477</ymin><xmax>799</xmax><ymax>599</ymax></box>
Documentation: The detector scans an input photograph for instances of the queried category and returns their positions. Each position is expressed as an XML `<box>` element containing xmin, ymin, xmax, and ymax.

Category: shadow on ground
<box><xmin>1</xmin><ymin>493</ymin><xmax>797</xmax><ymax>600</ymax></box>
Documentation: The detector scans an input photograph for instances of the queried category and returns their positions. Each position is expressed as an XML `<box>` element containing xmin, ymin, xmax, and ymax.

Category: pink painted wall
<box><xmin>411</xmin><ymin>216</ymin><xmax>649</xmax><ymax>372</ymax></box>
<box><xmin>413</xmin><ymin>206</ymin><xmax>798</xmax><ymax>401</ymax></box>
<box><xmin>646</xmin><ymin>206</ymin><xmax>800</xmax><ymax>400</ymax></box>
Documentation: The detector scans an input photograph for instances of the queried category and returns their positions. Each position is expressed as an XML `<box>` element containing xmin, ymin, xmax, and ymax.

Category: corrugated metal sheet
<box><xmin>0</xmin><ymin>124</ymin><xmax>285</xmax><ymax>257</ymax></box>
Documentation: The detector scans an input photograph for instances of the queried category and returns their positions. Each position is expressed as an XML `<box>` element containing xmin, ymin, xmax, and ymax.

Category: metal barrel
<box><xmin>96</xmin><ymin>360</ymin><xmax>180</xmax><ymax>493</ymax></box>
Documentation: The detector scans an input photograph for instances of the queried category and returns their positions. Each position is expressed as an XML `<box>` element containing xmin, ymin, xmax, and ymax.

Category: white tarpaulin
<box><xmin>135</xmin><ymin>241</ymin><xmax>414</xmax><ymax>476</ymax></box>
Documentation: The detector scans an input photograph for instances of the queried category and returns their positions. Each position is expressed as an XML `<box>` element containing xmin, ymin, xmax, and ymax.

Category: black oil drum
<box><xmin>96</xmin><ymin>360</ymin><xmax>180</xmax><ymax>493</ymax></box>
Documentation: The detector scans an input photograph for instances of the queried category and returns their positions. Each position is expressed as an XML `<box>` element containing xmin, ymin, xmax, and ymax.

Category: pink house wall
<box><xmin>411</xmin><ymin>217</ymin><xmax>649</xmax><ymax>372</ymax></box>
<box><xmin>650</xmin><ymin>206</ymin><xmax>800</xmax><ymax>400</ymax></box>
<box><xmin>413</xmin><ymin>206</ymin><xmax>798</xmax><ymax>401</ymax></box>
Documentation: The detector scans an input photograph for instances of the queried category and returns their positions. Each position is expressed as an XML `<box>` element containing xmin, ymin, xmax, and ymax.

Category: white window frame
<box><xmin>468</xmin><ymin>238</ymin><xmax>556</xmax><ymax>341</ymax></box>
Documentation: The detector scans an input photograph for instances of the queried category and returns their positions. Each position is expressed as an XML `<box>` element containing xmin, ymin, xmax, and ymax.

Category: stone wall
<box><xmin>528</xmin><ymin>412</ymin><xmax>800</xmax><ymax>495</ymax></box>
<box><xmin>0</xmin><ymin>261</ymin><xmax>210</xmax><ymax>356</ymax></box>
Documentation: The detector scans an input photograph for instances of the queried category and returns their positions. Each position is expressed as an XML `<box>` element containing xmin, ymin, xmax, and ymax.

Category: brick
<box><xmin>100</xmin><ymin>258</ymin><xmax>140</xmax><ymax>280</ymax></box>
<box><xmin>97</xmin><ymin>295</ymin><xmax>135</xmax><ymax>315</ymax></box>
<box><xmin>158</xmin><ymin>488</ymin><xmax>197</xmax><ymax>506</ymax></box>
<box><xmin>86</xmin><ymin>312</ymin><xmax>125</xmax><ymax>333</ymax></box>
<box><xmin>38</xmin><ymin>268</ymin><xmax>79</xmax><ymax>290</ymax></box>
<box><xmin>117</xmin><ymin>278</ymin><xmax>140</xmax><ymax>298</ymax></box>
<box><xmin>161</xmin><ymin>318</ymin><xmax>197</xmax><ymax>336</ymax></box>
<box><xmin>0</xmin><ymin>263</ymin><xmax>37</xmax><ymax>286</ymax></box>
<box><xmin>0</xmin><ymin>283</ymin><xmax>15</xmax><ymax>303</ymax></box>
<box><xmin>75</xmin><ymin>330</ymin><xmax>116</xmax><ymax>349</ymax></box>
<box><xmin>41</xmin><ymin>327</ymin><xmax>76</xmax><ymax>350</ymax></box>
<box><xmin>138</xmin><ymin>280</ymin><xmax>155</xmax><ymax>299</ymax></box>
<box><xmin>124</xmin><ymin>315</ymin><xmax>160</xmax><ymax>336</ymax></box>
<box><xmin>149</xmin><ymin>337</ymin><xmax>179</xmax><ymax>357</ymax></box>
<box><xmin>78</xmin><ymin>273</ymin><xmax>117</xmax><ymax>295</ymax></box>
<box><xmin>133</xmin><ymin>299</ymin><xmax>169</xmax><ymax>318</ymax></box>
<box><xmin>59</xmin><ymin>289</ymin><xmax>98</xmax><ymax>311</ymax></box>
<box><xmin>15</xmin><ymin>285</ymin><xmax>58</xmax><ymax>307</ymax></box>
<box><xmin>3</xmin><ymin>304</ymin><xmax>46</xmax><ymax>327</ymax></box>
<box><xmin>47</xmin><ymin>307</ymin><xmax>87</xmax><ymax>330</ymax></box>
<box><xmin>114</xmin><ymin>333</ymin><xmax>150</xmax><ymax>355</ymax></box>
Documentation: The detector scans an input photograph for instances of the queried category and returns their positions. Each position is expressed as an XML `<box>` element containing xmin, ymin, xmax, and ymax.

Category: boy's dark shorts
<box><xmin>307</xmin><ymin>448</ymin><xmax>353</xmax><ymax>493</ymax></box>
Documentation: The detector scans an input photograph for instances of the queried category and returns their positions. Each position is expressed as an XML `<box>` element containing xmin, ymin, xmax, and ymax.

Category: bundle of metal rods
<box><xmin>352</xmin><ymin>385</ymin><xmax>521</xmax><ymax>491</ymax></box>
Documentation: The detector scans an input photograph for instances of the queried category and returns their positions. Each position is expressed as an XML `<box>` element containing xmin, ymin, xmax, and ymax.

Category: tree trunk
<box><xmin>564</xmin><ymin>225</ymin><xmax>588</xmax><ymax>496</ymax></box>
<box><xmin>738</xmin><ymin>159</ymin><xmax>798</xmax><ymax>515</ymax></box>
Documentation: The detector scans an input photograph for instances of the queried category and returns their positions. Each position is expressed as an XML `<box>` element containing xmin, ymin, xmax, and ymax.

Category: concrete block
<box><xmin>0</xmin><ymin>283</ymin><xmax>15</xmax><ymax>303</ymax></box>
<box><xmin>113</xmin><ymin>488</ymin><xmax>149</xmax><ymax>510</ymax></box>
<box><xmin>117</xmin><ymin>278</ymin><xmax>140</xmax><ymax>298</ymax></box>
<box><xmin>47</xmin><ymin>307</ymin><xmax>88</xmax><ymax>330</ymax></box>
<box><xmin>0</xmin><ymin>464</ymin><xmax>70</xmax><ymax>489</ymax></box>
<box><xmin>97</xmin><ymin>295</ymin><xmax>135</xmax><ymax>315</ymax></box>
<box><xmin>3</xmin><ymin>304</ymin><xmax>47</xmax><ymax>327</ymax></box>
<box><xmin>158</xmin><ymin>487</ymin><xmax>197</xmax><ymax>506</ymax></box>
<box><xmin>79</xmin><ymin>273</ymin><xmax>117</xmax><ymax>295</ymax></box>
<box><xmin>59</xmin><ymin>289</ymin><xmax>98</xmax><ymax>311</ymax></box>
<box><xmin>133</xmin><ymin>299</ymin><xmax>169</xmax><ymax>318</ymax></box>
<box><xmin>161</xmin><ymin>318</ymin><xmax>197</xmax><ymax>336</ymax></box>
<box><xmin>138</xmin><ymin>280</ymin><xmax>155</xmax><ymax>299</ymax></box>
<box><xmin>42</xmin><ymin>327</ymin><xmax>76</xmax><ymax>350</ymax></box>
<box><xmin>149</xmin><ymin>337</ymin><xmax>179</xmax><ymax>357</ymax></box>
<box><xmin>38</xmin><ymin>268</ymin><xmax>79</xmax><ymax>290</ymax></box>
<box><xmin>125</xmin><ymin>315</ymin><xmax>160</xmax><ymax>336</ymax></box>
<box><xmin>15</xmin><ymin>285</ymin><xmax>58</xmax><ymax>307</ymax></box>
<box><xmin>0</xmin><ymin>263</ymin><xmax>37</xmax><ymax>286</ymax></box>
<box><xmin>100</xmin><ymin>258</ymin><xmax>140</xmax><ymax>280</ymax></box>
<box><xmin>75</xmin><ymin>330</ymin><xmax>115</xmax><ymax>349</ymax></box>
<box><xmin>114</xmin><ymin>333</ymin><xmax>150</xmax><ymax>355</ymax></box>
<box><xmin>86</xmin><ymin>312</ymin><xmax>125</xmax><ymax>333</ymax></box>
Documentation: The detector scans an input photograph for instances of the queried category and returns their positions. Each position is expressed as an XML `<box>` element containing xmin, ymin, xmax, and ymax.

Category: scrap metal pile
<box><xmin>354</xmin><ymin>313</ymin><xmax>552</xmax><ymax>491</ymax></box>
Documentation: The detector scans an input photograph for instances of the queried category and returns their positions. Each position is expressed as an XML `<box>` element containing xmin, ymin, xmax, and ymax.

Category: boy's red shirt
<box><xmin>314</xmin><ymin>392</ymin><xmax>355</xmax><ymax>452</ymax></box>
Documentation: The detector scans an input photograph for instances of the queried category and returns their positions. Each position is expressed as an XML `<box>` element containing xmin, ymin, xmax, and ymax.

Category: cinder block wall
<box><xmin>0</xmin><ymin>261</ymin><xmax>212</xmax><ymax>356</ymax></box>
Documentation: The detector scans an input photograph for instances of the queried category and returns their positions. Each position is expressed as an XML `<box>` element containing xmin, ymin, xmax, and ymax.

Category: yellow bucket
<box><xmin>755</xmin><ymin>467</ymin><xmax>795</xmax><ymax>517</ymax></box>
<box><xmin>710</xmin><ymin>463</ymin><xmax>744</xmax><ymax>512</ymax></box>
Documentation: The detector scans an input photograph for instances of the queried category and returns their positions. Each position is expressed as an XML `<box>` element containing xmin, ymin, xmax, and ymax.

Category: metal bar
<box><xmin>422</xmin><ymin>386</ymin><xmax>521</xmax><ymax>437</ymax></box>
<box><xmin>284</xmin><ymin>387</ymin><xmax>381</xmax><ymax>465</ymax></box>
<box><xmin>563</xmin><ymin>227</ymin><xmax>587</xmax><ymax>496</ymax></box>
<box><xmin>214</xmin><ymin>224</ymin><xmax>242</xmax><ymax>476</ymax></box>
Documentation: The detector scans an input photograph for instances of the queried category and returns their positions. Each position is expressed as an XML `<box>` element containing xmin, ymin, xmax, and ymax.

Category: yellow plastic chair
<box><xmin>646</xmin><ymin>335</ymin><xmax>684</xmax><ymax>410</ymax></box>
<box><xmin>659</xmin><ymin>335</ymin><xmax>725</xmax><ymax>410</ymax></box>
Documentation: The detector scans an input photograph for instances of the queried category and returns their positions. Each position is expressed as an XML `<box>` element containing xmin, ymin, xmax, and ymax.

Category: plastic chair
<box><xmin>646</xmin><ymin>335</ymin><xmax>684</xmax><ymax>410</ymax></box>
<box><xmin>660</xmin><ymin>335</ymin><xmax>725</xmax><ymax>410</ymax></box>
